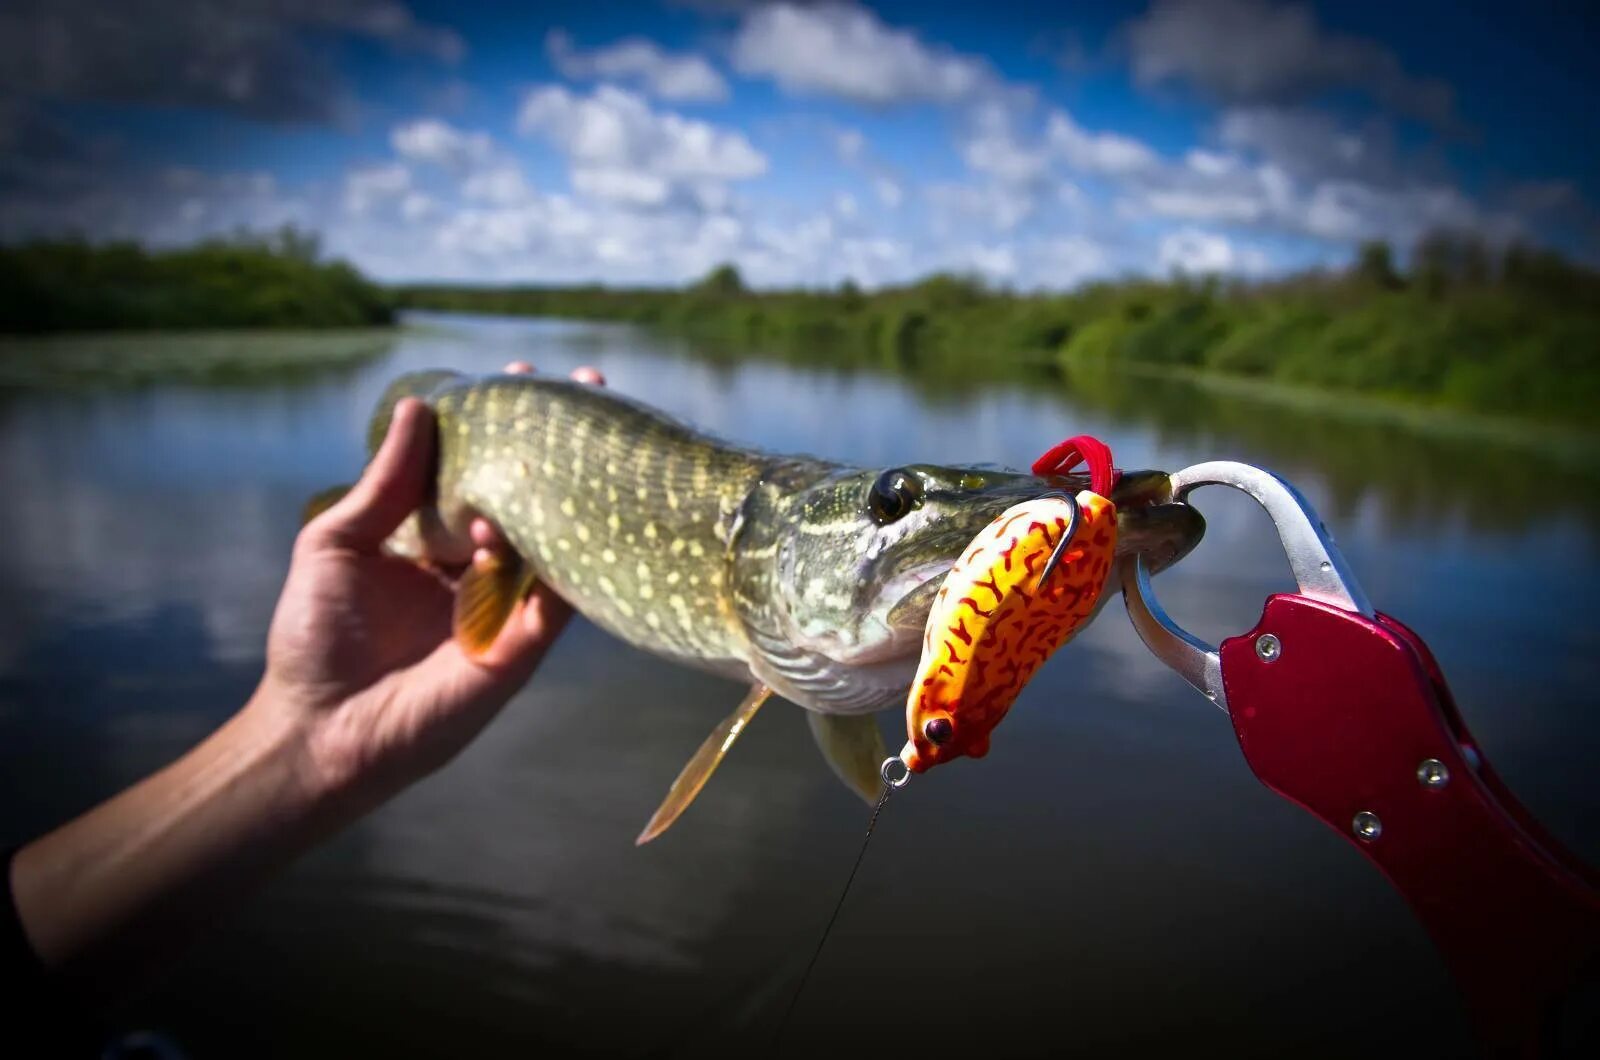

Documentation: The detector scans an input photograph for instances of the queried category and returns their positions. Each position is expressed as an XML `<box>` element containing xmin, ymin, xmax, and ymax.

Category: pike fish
<box><xmin>312</xmin><ymin>370</ymin><xmax>1205</xmax><ymax>841</ymax></box>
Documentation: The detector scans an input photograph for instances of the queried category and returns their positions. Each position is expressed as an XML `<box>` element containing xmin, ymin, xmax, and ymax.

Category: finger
<box><xmin>505</xmin><ymin>361</ymin><xmax>534</xmax><ymax>374</ymax></box>
<box><xmin>469</xmin><ymin>518</ymin><xmax>500</xmax><ymax>549</ymax></box>
<box><xmin>423</xmin><ymin>582</ymin><xmax>574</xmax><ymax>710</ymax></box>
<box><xmin>308</xmin><ymin>398</ymin><xmax>434</xmax><ymax>552</ymax></box>
<box><xmin>571</xmin><ymin>366</ymin><xmax>605</xmax><ymax>386</ymax></box>
<box><xmin>478</xmin><ymin>582</ymin><xmax>575</xmax><ymax>675</ymax></box>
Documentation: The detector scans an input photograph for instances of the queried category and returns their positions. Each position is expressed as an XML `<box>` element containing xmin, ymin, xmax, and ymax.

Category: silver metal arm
<box><xmin>1121</xmin><ymin>556</ymin><xmax>1229</xmax><ymax>712</ymax></box>
<box><xmin>1167</xmin><ymin>461</ymin><xmax>1372</xmax><ymax>617</ymax></box>
<box><xmin>1121</xmin><ymin>461</ymin><xmax>1373</xmax><ymax>714</ymax></box>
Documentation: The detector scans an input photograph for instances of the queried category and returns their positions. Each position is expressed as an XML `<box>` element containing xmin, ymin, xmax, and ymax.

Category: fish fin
<box><xmin>636</xmin><ymin>683</ymin><xmax>772</xmax><ymax>846</ymax></box>
<box><xmin>806</xmin><ymin>712</ymin><xmax>889</xmax><ymax>806</ymax></box>
<box><xmin>453</xmin><ymin>548</ymin><xmax>536</xmax><ymax>657</ymax></box>
<box><xmin>301</xmin><ymin>484</ymin><xmax>352</xmax><ymax>526</ymax></box>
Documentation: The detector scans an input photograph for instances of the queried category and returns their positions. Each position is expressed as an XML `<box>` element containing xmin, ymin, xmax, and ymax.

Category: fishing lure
<box><xmin>896</xmin><ymin>436</ymin><xmax>1121</xmax><ymax>775</ymax></box>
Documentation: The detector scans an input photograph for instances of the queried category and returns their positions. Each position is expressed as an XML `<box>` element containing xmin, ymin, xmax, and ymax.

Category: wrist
<box><xmin>237</xmin><ymin>683</ymin><xmax>363</xmax><ymax>833</ymax></box>
<box><xmin>243</xmin><ymin>679</ymin><xmax>414</xmax><ymax>828</ymax></box>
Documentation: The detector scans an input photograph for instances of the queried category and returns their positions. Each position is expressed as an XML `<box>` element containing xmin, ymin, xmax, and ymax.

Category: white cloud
<box><xmin>546</xmin><ymin>29</ymin><xmax>728</xmax><ymax>103</ymax></box>
<box><xmin>962</xmin><ymin>113</ymin><xmax>1052</xmax><ymax>186</ymax></box>
<box><xmin>1157</xmin><ymin>227</ymin><xmax>1269</xmax><ymax>274</ymax></box>
<box><xmin>342</xmin><ymin>161</ymin><xmax>411</xmax><ymax>214</ymax></box>
<box><xmin>873</xmin><ymin>176</ymin><xmax>904</xmax><ymax>208</ymax></box>
<box><xmin>1184</xmin><ymin>148</ymin><xmax>1240</xmax><ymax>178</ymax></box>
<box><xmin>926</xmin><ymin>181</ymin><xmax>1043</xmax><ymax>234</ymax></box>
<box><xmin>461</xmin><ymin>165</ymin><xmax>534</xmax><ymax>206</ymax></box>
<box><xmin>570</xmin><ymin>168</ymin><xmax>672</xmax><ymax>208</ymax></box>
<box><xmin>732</xmin><ymin>2</ymin><xmax>993</xmax><ymax>105</ymax></box>
<box><xmin>400</xmin><ymin>191</ymin><xmax>434</xmax><ymax>220</ymax></box>
<box><xmin>1138</xmin><ymin>187</ymin><xmax>1266</xmax><ymax>224</ymax></box>
<box><xmin>1045</xmin><ymin>110</ymin><xmax>1160</xmax><ymax>177</ymax></box>
<box><xmin>391</xmin><ymin>118</ymin><xmax>494</xmax><ymax>171</ymax></box>
<box><xmin>517</xmin><ymin>85</ymin><xmax>766</xmax><ymax>209</ymax></box>
<box><xmin>1034</xmin><ymin>236</ymin><xmax>1113</xmax><ymax>289</ymax></box>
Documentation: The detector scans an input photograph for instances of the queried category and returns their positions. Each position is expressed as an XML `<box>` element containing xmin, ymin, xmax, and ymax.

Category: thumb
<box><xmin>307</xmin><ymin>398</ymin><xmax>435</xmax><ymax>552</ymax></box>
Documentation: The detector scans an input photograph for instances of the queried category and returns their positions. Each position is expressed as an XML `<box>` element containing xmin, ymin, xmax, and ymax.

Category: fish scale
<box><xmin>339</xmin><ymin>370</ymin><xmax>1206</xmax><ymax>840</ymax></box>
<box><xmin>422</xmin><ymin>374</ymin><xmax>774</xmax><ymax>671</ymax></box>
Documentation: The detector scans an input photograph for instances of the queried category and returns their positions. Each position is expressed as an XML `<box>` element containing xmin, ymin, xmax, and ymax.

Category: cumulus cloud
<box><xmin>517</xmin><ymin>85</ymin><xmax>765</xmax><ymax>210</ymax></box>
<box><xmin>342</xmin><ymin>162</ymin><xmax>411</xmax><ymax>214</ymax></box>
<box><xmin>1157</xmin><ymin>227</ymin><xmax>1269</xmax><ymax>274</ymax></box>
<box><xmin>391</xmin><ymin>118</ymin><xmax>495</xmax><ymax>171</ymax></box>
<box><xmin>1045</xmin><ymin>110</ymin><xmax>1160</xmax><ymax>177</ymax></box>
<box><xmin>461</xmin><ymin>166</ymin><xmax>534</xmax><ymax>207</ymax></box>
<box><xmin>546</xmin><ymin>29</ymin><xmax>728</xmax><ymax>103</ymax></box>
<box><xmin>732</xmin><ymin>2</ymin><xmax>994</xmax><ymax>105</ymax></box>
<box><xmin>1127</xmin><ymin>0</ymin><xmax>1455</xmax><ymax>129</ymax></box>
<box><xmin>0</xmin><ymin>0</ymin><xmax>463</xmax><ymax>123</ymax></box>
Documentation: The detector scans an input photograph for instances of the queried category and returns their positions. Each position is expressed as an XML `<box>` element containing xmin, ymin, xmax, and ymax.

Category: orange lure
<box><xmin>898</xmin><ymin>437</ymin><xmax>1120</xmax><ymax>774</ymax></box>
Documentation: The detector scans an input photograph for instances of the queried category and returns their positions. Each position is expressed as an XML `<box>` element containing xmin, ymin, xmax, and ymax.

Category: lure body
<box><xmin>900</xmin><ymin>491</ymin><xmax>1118</xmax><ymax>773</ymax></box>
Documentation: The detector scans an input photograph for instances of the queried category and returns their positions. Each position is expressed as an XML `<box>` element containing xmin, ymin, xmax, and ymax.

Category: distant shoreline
<box><xmin>397</xmin><ymin>245</ymin><xmax>1600</xmax><ymax>438</ymax></box>
<box><xmin>0</xmin><ymin>233</ymin><xmax>395</xmax><ymax>333</ymax></box>
<box><xmin>0</xmin><ymin>327</ymin><xmax>397</xmax><ymax>388</ymax></box>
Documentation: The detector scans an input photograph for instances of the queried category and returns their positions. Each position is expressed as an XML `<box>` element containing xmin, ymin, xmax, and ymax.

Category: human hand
<box><xmin>257</xmin><ymin>362</ymin><xmax>606</xmax><ymax>804</ymax></box>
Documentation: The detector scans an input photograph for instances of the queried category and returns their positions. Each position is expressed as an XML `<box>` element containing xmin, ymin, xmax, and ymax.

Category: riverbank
<box><xmin>0</xmin><ymin>232</ymin><xmax>395</xmax><ymax>333</ymax></box>
<box><xmin>399</xmin><ymin>238</ymin><xmax>1600</xmax><ymax>431</ymax></box>
<box><xmin>0</xmin><ymin>328</ymin><xmax>396</xmax><ymax>387</ymax></box>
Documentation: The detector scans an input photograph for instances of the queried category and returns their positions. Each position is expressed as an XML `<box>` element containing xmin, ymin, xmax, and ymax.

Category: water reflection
<box><xmin>1</xmin><ymin>312</ymin><xmax>1592</xmax><ymax>1056</ymax></box>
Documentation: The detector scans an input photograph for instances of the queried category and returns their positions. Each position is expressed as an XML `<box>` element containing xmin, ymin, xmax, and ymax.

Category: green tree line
<box><xmin>400</xmin><ymin>235</ymin><xmax>1600</xmax><ymax>426</ymax></box>
<box><xmin>0</xmin><ymin>229</ymin><xmax>394</xmax><ymax>332</ymax></box>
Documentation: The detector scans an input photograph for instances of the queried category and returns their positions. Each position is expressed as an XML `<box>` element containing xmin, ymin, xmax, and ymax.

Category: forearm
<box><xmin>8</xmin><ymin>693</ymin><xmax>354</xmax><ymax>1002</ymax></box>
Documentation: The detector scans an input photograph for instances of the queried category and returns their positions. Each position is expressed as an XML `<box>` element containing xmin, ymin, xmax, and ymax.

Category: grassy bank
<box><xmin>0</xmin><ymin>329</ymin><xmax>397</xmax><ymax>388</ymax></box>
<box><xmin>399</xmin><ymin>236</ymin><xmax>1600</xmax><ymax>429</ymax></box>
<box><xmin>0</xmin><ymin>230</ymin><xmax>395</xmax><ymax>332</ymax></box>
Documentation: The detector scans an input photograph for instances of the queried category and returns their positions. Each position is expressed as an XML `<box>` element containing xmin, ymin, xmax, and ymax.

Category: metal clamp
<box><xmin>1120</xmin><ymin>461</ymin><xmax>1372</xmax><ymax>715</ymax></box>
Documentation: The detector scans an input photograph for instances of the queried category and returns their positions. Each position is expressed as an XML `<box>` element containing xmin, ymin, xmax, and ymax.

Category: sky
<box><xmin>1</xmin><ymin>0</ymin><xmax>1595</xmax><ymax>288</ymax></box>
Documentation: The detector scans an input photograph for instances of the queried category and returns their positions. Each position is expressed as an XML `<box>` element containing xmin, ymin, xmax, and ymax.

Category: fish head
<box><xmin>772</xmin><ymin>464</ymin><xmax>1052</xmax><ymax>671</ymax></box>
<box><xmin>769</xmin><ymin>465</ymin><xmax>1205</xmax><ymax>688</ymax></box>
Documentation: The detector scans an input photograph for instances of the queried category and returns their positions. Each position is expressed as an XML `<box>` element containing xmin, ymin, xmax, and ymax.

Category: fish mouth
<box><xmin>882</xmin><ymin>498</ymin><xmax>1207</xmax><ymax>635</ymax></box>
<box><xmin>886</xmin><ymin>564</ymin><xmax>952</xmax><ymax>635</ymax></box>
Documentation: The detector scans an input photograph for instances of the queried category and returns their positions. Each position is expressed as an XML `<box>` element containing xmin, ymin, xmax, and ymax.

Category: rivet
<box><xmin>1417</xmin><ymin>759</ymin><xmax>1450</xmax><ymax>789</ymax></box>
<box><xmin>1352</xmin><ymin>810</ymin><xmax>1382</xmax><ymax>841</ymax></box>
<box><xmin>1255</xmin><ymin>633</ymin><xmax>1281</xmax><ymax>662</ymax></box>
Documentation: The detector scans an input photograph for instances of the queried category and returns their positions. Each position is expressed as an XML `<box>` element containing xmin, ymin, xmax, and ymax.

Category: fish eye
<box><xmin>867</xmin><ymin>468</ymin><xmax>924</xmax><ymax>525</ymax></box>
<box><xmin>924</xmin><ymin>716</ymin><xmax>953</xmax><ymax>744</ymax></box>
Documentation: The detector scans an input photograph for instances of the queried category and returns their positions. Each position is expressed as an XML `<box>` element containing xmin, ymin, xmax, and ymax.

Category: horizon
<box><xmin>2</xmin><ymin>1</ymin><xmax>1595</xmax><ymax>290</ymax></box>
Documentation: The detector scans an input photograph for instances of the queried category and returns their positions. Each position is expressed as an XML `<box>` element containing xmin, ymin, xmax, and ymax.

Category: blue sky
<box><xmin>1</xmin><ymin>1</ymin><xmax>1594</xmax><ymax>286</ymax></box>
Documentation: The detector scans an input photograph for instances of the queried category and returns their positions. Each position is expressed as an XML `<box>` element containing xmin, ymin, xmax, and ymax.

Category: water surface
<box><xmin>2</xmin><ymin>312</ymin><xmax>1595</xmax><ymax>1056</ymax></box>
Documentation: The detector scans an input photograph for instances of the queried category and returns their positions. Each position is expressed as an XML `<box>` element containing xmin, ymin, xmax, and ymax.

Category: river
<box><xmin>1</xmin><ymin>311</ymin><xmax>1595</xmax><ymax>1056</ymax></box>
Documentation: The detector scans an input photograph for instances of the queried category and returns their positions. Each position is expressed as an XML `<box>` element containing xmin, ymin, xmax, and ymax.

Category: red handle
<box><xmin>1219</xmin><ymin>594</ymin><xmax>1599</xmax><ymax>1056</ymax></box>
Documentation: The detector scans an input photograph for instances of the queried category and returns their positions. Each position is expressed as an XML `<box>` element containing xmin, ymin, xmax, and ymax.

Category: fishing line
<box><xmin>773</xmin><ymin>771</ymin><xmax>900</xmax><ymax>1050</ymax></box>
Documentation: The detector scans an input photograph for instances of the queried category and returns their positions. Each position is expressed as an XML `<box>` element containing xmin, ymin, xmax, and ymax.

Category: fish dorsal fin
<box><xmin>636</xmin><ymin>683</ymin><xmax>772</xmax><ymax>845</ymax></box>
<box><xmin>806</xmin><ymin>712</ymin><xmax>888</xmax><ymax>806</ymax></box>
<box><xmin>453</xmin><ymin>548</ymin><xmax>536</xmax><ymax>657</ymax></box>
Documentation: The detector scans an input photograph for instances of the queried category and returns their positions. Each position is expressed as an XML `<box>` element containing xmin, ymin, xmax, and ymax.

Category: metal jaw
<box><xmin>1119</xmin><ymin>461</ymin><xmax>1373</xmax><ymax>714</ymax></box>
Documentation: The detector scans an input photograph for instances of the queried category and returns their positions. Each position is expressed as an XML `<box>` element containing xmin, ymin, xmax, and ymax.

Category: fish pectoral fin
<box><xmin>301</xmin><ymin>484</ymin><xmax>353</xmax><ymax>526</ymax></box>
<box><xmin>636</xmin><ymin>683</ymin><xmax>772</xmax><ymax>846</ymax></box>
<box><xmin>453</xmin><ymin>548</ymin><xmax>537</xmax><ymax>658</ymax></box>
<box><xmin>806</xmin><ymin>712</ymin><xmax>889</xmax><ymax>806</ymax></box>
